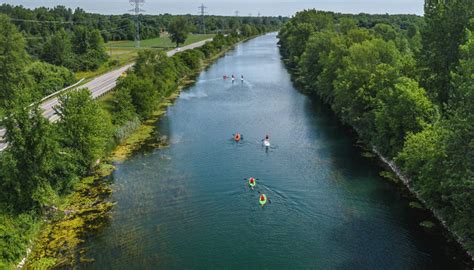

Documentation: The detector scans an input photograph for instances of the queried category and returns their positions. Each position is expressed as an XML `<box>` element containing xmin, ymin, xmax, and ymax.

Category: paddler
<box><xmin>248</xmin><ymin>177</ymin><xmax>256</xmax><ymax>189</ymax></box>
<box><xmin>233</xmin><ymin>133</ymin><xmax>242</xmax><ymax>142</ymax></box>
<box><xmin>259</xmin><ymin>194</ymin><xmax>267</xmax><ymax>207</ymax></box>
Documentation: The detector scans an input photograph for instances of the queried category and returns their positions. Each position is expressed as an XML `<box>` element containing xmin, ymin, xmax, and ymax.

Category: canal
<box><xmin>83</xmin><ymin>33</ymin><xmax>466</xmax><ymax>269</ymax></box>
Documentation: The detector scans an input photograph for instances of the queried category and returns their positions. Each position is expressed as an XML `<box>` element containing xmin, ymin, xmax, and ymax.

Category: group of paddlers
<box><xmin>232</xmin><ymin>133</ymin><xmax>271</xmax><ymax>207</ymax></box>
<box><xmin>223</xmin><ymin>74</ymin><xmax>244</xmax><ymax>83</ymax></box>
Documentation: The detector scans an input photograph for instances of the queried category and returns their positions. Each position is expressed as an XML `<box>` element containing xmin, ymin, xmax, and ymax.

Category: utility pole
<box><xmin>129</xmin><ymin>0</ymin><xmax>145</xmax><ymax>48</ymax></box>
<box><xmin>198</xmin><ymin>3</ymin><xmax>207</xmax><ymax>34</ymax></box>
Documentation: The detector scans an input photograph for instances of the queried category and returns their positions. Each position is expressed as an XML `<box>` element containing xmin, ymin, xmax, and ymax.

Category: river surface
<box><xmin>83</xmin><ymin>33</ymin><xmax>467</xmax><ymax>269</ymax></box>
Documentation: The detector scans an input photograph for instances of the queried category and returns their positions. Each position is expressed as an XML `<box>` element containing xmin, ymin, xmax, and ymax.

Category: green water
<box><xmin>83</xmin><ymin>34</ymin><xmax>468</xmax><ymax>269</ymax></box>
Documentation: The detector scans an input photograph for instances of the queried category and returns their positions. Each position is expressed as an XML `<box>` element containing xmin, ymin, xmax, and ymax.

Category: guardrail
<box><xmin>36</xmin><ymin>78</ymin><xmax>85</xmax><ymax>104</ymax></box>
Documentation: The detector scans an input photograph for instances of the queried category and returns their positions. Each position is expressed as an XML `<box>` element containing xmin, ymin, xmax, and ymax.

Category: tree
<box><xmin>26</xmin><ymin>61</ymin><xmax>75</xmax><ymax>97</ymax></box>
<box><xmin>41</xmin><ymin>29</ymin><xmax>73</xmax><ymax>67</ymax></box>
<box><xmin>333</xmin><ymin>39</ymin><xmax>401</xmax><ymax>135</ymax></box>
<box><xmin>168</xmin><ymin>17</ymin><xmax>189</xmax><ymax>47</ymax></box>
<box><xmin>116</xmin><ymin>74</ymin><xmax>158</xmax><ymax>119</ymax></box>
<box><xmin>418</xmin><ymin>0</ymin><xmax>474</xmax><ymax>106</ymax></box>
<box><xmin>0</xmin><ymin>95</ymin><xmax>58</xmax><ymax>210</ymax></box>
<box><xmin>55</xmin><ymin>89</ymin><xmax>113</xmax><ymax>169</ymax></box>
<box><xmin>0</xmin><ymin>14</ymin><xmax>29</xmax><ymax>105</ymax></box>
<box><xmin>373</xmin><ymin>23</ymin><xmax>397</xmax><ymax>41</ymax></box>
<box><xmin>71</xmin><ymin>26</ymin><xmax>108</xmax><ymax>71</ymax></box>
<box><xmin>374</xmin><ymin>77</ymin><xmax>439</xmax><ymax>157</ymax></box>
<box><xmin>112</xmin><ymin>79</ymin><xmax>137</xmax><ymax>125</ymax></box>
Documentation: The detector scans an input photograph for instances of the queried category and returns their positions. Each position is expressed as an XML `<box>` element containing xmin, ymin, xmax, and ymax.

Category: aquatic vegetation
<box><xmin>24</xmin><ymin>164</ymin><xmax>115</xmax><ymax>269</ymax></box>
<box><xmin>420</xmin><ymin>220</ymin><xmax>436</xmax><ymax>231</ymax></box>
<box><xmin>409</xmin><ymin>201</ymin><xmax>425</xmax><ymax>210</ymax></box>
<box><xmin>379</xmin><ymin>171</ymin><xmax>399</xmax><ymax>183</ymax></box>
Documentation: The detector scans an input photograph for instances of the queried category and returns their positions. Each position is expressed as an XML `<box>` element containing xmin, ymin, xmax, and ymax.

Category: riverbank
<box><xmin>285</xmin><ymin>51</ymin><xmax>474</xmax><ymax>269</ymax></box>
<box><xmin>18</xmin><ymin>34</ymin><xmax>260</xmax><ymax>269</ymax></box>
<box><xmin>285</xmin><ymin>62</ymin><xmax>474</xmax><ymax>268</ymax></box>
<box><xmin>277</xmin><ymin>10</ymin><xmax>473</xmax><ymax>265</ymax></box>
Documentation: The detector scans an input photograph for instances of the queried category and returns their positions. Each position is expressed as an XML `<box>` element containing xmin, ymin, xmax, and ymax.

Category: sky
<box><xmin>0</xmin><ymin>0</ymin><xmax>425</xmax><ymax>17</ymax></box>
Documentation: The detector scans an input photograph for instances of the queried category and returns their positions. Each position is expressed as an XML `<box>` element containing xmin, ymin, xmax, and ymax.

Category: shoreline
<box><xmin>373</xmin><ymin>147</ymin><xmax>474</xmax><ymax>263</ymax></box>
<box><xmin>19</xmin><ymin>34</ymin><xmax>259</xmax><ymax>269</ymax></box>
<box><xmin>297</xmin><ymin>86</ymin><xmax>474</xmax><ymax>266</ymax></box>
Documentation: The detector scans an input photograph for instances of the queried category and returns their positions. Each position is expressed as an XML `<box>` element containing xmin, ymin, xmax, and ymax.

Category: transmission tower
<box><xmin>198</xmin><ymin>3</ymin><xmax>207</xmax><ymax>34</ymax></box>
<box><xmin>235</xmin><ymin>10</ymin><xmax>239</xmax><ymax>17</ymax></box>
<box><xmin>129</xmin><ymin>0</ymin><xmax>145</xmax><ymax>48</ymax></box>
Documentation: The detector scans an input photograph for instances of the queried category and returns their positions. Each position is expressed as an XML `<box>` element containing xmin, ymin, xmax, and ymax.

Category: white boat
<box><xmin>263</xmin><ymin>140</ymin><xmax>270</xmax><ymax>147</ymax></box>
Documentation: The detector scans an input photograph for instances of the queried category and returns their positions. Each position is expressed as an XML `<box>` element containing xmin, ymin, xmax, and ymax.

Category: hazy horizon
<box><xmin>1</xmin><ymin>0</ymin><xmax>424</xmax><ymax>17</ymax></box>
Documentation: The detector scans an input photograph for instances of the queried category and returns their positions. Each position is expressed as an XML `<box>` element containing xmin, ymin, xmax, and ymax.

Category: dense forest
<box><xmin>278</xmin><ymin>1</ymin><xmax>473</xmax><ymax>254</ymax></box>
<box><xmin>0</xmin><ymin>4</ymin><xmax>285</xmax><ymax>71</ymax></box>
<box><xmin>0</xmin><ymin>4</ymin><xmax>276</xmax><ymax>268</ymax></box>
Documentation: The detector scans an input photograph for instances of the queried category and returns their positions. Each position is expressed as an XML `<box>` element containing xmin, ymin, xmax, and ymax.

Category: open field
<box><xmin>106</xmin><ymin>34</ymin><xmax>215</xmax><ymax>49</ymax></box>
<box><xmin>76</xmin><ymin>34</ymin><xmax>214</xmax><ymax>80</ymax></box>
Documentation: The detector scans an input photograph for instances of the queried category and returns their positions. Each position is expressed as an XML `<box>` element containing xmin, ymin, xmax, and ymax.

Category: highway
<box><xmin>0</xmin><ymin>38</ymin><xmax>212</xmax><ymax>151</ymax></box>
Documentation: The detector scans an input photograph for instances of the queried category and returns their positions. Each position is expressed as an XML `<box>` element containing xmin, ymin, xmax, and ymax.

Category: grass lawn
<box><xmin>76</xmin><ymin>34</ymin><xmax>214</xmax><ymax>80</ymax></box>
<box><xmin>106</xmin><ymin>33</ymin><xmax>214</xmax><ymax>49</ymax></box>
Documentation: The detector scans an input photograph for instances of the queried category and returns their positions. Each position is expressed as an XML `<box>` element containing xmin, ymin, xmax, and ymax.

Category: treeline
<box><xmin>0</xmin><ymin>22</ymin><xmax>253</xmax><ymax>266</ymax></box>
<box><xmin>279</xmin><ymin>4</ymin><xmax>473</xmax><ymax>253</ymax></box>
<box><xmin>0</xmin><ymin>4</ymin><xmax>286</xmax><ymax>71</ymax></box>
<box><xmin>0</xmin><ymin>15</ymin><xmax>75</xmax><ymax>106</ymax></box>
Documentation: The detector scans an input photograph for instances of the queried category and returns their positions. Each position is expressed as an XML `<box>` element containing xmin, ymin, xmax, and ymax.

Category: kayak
<box><xmin>259</xmin><ymin>194</ymin><xmax>267</xmax><ymax>206</ymax></box>
<box><xmin>248</xmin><ymin>178</ymin><xmax>256</xmax><ymax>188</ymax></box>
<box><xmin>234</xmin><ymin>134</ymin><xmax>241</xmax><ymax>142</ymax></box>
<box><xmin>263</xmin><ymin>140</ymin><xmax>270</xmax><ymax>147</ymax></box>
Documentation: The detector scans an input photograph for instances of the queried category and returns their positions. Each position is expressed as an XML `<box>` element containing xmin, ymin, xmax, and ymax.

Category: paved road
<box><xmin>0</xmin><ymin>38</ymin><xmax>212</xmax><ymax>151</ymax></box>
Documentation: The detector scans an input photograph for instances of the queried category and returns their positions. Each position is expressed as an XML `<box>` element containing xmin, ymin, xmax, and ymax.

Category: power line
<box><xmin>129</xmin><ymin>0</ymin><xmax>145</xmax><ymax>48</ymax></box>
<box><xmin>198</xmin><ymin>3</ymin><xmax>207</xmax><ymax>34</ymax></box>
<box><xmin>9</xmin><ymin>18</ymin><xmax>74</xmax><ymax>24</ymax></box>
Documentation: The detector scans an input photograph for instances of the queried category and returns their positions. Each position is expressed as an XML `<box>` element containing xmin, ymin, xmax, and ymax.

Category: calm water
<box><xmin>83</xmin><ymin>33</ymin><xmax>467</xmax><ymax>269</ymax></box>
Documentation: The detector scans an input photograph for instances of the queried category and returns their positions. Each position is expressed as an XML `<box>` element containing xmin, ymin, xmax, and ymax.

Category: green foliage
<box><xmin>0</xmin><ymin>99</ymin><xmax>59</xmax><ymax>210</ymax></box>
<box><xmin>70</xmin><ymin>27</ymin><xmax>108</xmax><ymax>71</ymax></box>
<box><xmin>279</xmin><ymin>7</ymin><xmax>474</xmax><ymax>253</ymax></box>
<box><xmin>333</xmin><ymin>38</ymin><xmax>401</xmax><ymax>134</ymax></box>
<box><xmin>41</xmin><ymin>29</ymin><xmax>73</xmax><ymax>67</ymax></box>
<box><xmin>0</xmin><ymin>14</ymin><xmax>30</xmax><ymax>106</ymax></box>
<box><xmin>169</xmin><ymin>17</ymin><xmax>190</xmax><ymax>47</ymax></box>
<box><xmin>55</xmin><ymin>89</ymin><xmax>114</xmax><ymax>169</ymax></box>
<box><xmin>374</xmin><ymin>77</ymin><xmax>439</xmax><ymax>157</ymax></box>
<box><xmin>0</xmin><ymin>212</ymin><xmax>39</xmax><ymax>266</ymax></box>
<box><xmin>373</xmin><ymin>23</ymin><xmax>397</xmax><ymax>41</ymax></box>
<box><xmin>117</xmin><ymin>74</ymin><xmax>158</xmax><ymax>119</ymax></box>
<box><xmin>26</xmin><ymin>62</ymin><xmax>75</xmax><ymax>97</ymax></box>
<box><xmin>418</xmin><ymin>0</ymin><xmax>474</xmax><ymax>106</ymax></box>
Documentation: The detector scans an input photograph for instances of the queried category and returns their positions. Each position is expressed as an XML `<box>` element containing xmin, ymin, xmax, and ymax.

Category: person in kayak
<box><xmin>223</xmin><ymin>75</ymin><xmax>227</xmax><ymax>80</ymax></box>
<box><xmin>241</xmin><ymin>75</ymin><xmax>244</xmax><ymax>82</ymax></box>
<box><xmin>248</xmin><ymin>177</ymin><xmax>256</xmax><ymax>189</ymax></box>
<box><xmin>234</xmin><ymin>133</ymin><xmax>242</xmax><ymax>142</ymax></box>
<box><xmin>262</xmin><ymin>135</ymin><xmax>270</xmax><ymax>147</ymax></box>
<box><xmin>232</xmin><ymin>75</ymin><xmax>235</xmax><ymax>83</ymax></box>
<box><xmin>259</xmin><ymin>194</ymin><xmax>267</xmax><ymax>207</ymax></box>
